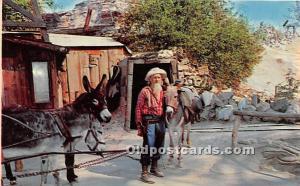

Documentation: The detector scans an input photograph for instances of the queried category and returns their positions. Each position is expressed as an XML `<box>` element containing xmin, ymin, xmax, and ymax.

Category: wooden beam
<box><xmin>84</xmin><ymin>8</ymin><xmax>93</xmax><ymax>32</ymax></box>
<box><xmin>3</xmin><ymin>20</ymin><xmax>46</xmax><ymax>28</ymax></box>
<box><xmin>3</xmin><ymin>0</ymin><xmax>38</xmax><ymax>22</ymax></box>
<box><xmin>30</xmin><ymin>0</ymin><xmax>42</xmax><ymax>18</ymax></box>
<box><xmin>231</xmin><ymin>111</ymin><xmax>300</xmax><ymax>149</ymax></box>
<box><xmin>30</xmin><ymin>0</ymin><xmax>49</xmax><ymax>42</ymax></box>
<box><xmin>48</xmin><ymin>24</ymin><xmax>114</xmax><ymax>35</ymax></box>
<box><xmin>4</xmin><ymin>37</ymin><xmax>68</xmax><ymax>53</ymax></box>
<box><xmin>232</xmin><ymin>116</ymin><xmax>241</xmax><ymax>148</ymax></box>
<box><xmin>233</xmin><ymin>110</ymin><xmax>300</xmax><ymax>120</ymax></box>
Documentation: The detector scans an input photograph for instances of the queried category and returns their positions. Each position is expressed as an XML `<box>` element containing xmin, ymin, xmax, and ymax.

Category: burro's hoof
<box><xmin>187</xmin><ymin>140</ymin><xmax>192</xmax><ymax>148</ymax></box>
<box><xmin>177</xmin><ymin>161</ymin><xmax>183</xmax><ymax>168</ymax></box>
<box><xmin>10</xmin><ymin>180</ymin><xmax>17</xmax><ymax>185</ymax></box>
<box><xmin>68</xmin><ymin>178</ymin><xmax>77</xmax><ymax>183</ymax></box>
<box><xmin>67</xmin><ymin>176</ymin><xmax>78</xmax><ymax>183</ymax></box>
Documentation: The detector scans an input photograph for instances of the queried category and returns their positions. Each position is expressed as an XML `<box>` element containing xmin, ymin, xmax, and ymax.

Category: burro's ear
<box><xmin>94</xmin><ymin>74</ymin><xmax>107</xmax><ymax>93</ymax></box>
<box><xmin>83</xmin><ymin>75</ymin><xmax>91</xmax><ymax>93</ymax></box>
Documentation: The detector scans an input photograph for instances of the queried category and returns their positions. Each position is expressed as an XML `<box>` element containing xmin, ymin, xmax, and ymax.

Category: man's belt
<box><xmin>142</xmin><ymin>114</ymin><xmax>162</xmax><ymax>124</ymax></box>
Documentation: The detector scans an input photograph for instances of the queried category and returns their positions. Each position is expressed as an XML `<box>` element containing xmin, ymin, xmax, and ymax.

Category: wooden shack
<box><xmin>2</xmin><ymin>0</ymin><xmax>69</xmax><ymax>110</ymax></box>
<box><xmin>48</xmin><ymin>33</ymin><xmax>131</xmax><ymax>105</ymax></box>
<box><xmin>2</xmin><ymin>32</ymin><xmax>68</xmax><ymax>109</ymax></box>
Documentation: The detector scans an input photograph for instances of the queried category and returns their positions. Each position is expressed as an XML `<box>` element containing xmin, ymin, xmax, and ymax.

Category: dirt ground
<box><xmin>2</xmin><ymin>120</ymin><xmax>300</xmax><ymax>186</ymax></box>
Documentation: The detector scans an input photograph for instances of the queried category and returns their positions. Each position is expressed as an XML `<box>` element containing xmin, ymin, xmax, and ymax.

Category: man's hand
<box><xmin>137</xmin><ymin>128</ymin><xmax>143</xmax><ymax>137</ymax></box>
<box><xmin>137</xmin><ymin>122</ymin><xmax>143</xmax><ymax>137</ymax></box>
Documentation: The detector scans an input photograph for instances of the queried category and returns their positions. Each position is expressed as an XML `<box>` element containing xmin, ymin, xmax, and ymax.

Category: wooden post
<box><xmin>232</xmin><ymin>116</ymin><xmax>241</xmax><ymax>148</ymax></box>
<box><xmin>30</xmin><ymin>0</ymin><xmax>49</xmax><ymax>42</ymax></box>
<box><xmin>40</xmin><ymin>155</ymin><xmax>49</xmax><ymax>185</ymax></box>
<box><xmin>233</xmin><ymin>110</ymin><xmax>300</xmax><ymax>120</ymax></box>
<box><xmin>84</xmin><ymin>8</ymin><xmax>93</xmax><ymax>32</ymax></box>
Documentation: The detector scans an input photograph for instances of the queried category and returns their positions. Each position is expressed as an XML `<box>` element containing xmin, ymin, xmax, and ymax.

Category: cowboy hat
<box><xmin>145</xmin><ymin>67</ymin><xmax>167</xmax><ymax>81</ymax></box>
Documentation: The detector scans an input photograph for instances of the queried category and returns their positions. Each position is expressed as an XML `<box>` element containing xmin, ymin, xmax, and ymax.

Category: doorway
<box><xmin>130</xmin><ymin>63</ymin><xmax>173</xmax><ymax>129</ymax></box>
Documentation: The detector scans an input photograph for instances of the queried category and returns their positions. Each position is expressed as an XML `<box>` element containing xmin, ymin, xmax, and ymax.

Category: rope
<box><xmin>2</xmin><ymin>151</ymin><xmax>128</xmax><ymax>179</ymax></box>
<box><xmin>2</xmin><ymin>149</ymin><xmax>128</xmax><ymax>164</ymax></box>
<box><xmin>2</xmin><ymin>114</ymin><xmax>55</xmax><ymax>135</ymax></box>
<box><xmin>2</xmin><ymin>133</ymin><xmax>60</xmax><ymax>149</ymax></box>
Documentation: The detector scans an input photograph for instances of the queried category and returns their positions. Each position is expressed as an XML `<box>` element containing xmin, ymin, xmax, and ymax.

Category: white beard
<box><xmin>151</xmin><ymin>83</ymin><xmax>162</xmax><ymax>99</ymax></box>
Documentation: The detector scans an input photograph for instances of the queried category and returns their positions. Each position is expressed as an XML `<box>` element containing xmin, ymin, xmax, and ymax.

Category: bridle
<box><xmin>164</xmin><ymin>90</ymin><xmax>184</xmax><ymax>124</ymax></box>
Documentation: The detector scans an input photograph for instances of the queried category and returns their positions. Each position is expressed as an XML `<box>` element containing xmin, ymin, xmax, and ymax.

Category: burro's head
<box><xmin>75</xmin><ymin>75</ymin><xmax>112</xmax><ymax>123</ymax></box>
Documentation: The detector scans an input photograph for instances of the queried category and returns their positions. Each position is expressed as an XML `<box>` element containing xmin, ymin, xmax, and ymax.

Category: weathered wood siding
<box><xmin>2</xmin><ymin>41</ymin><xmax>59</xmax><ymax>109</ymax></box>
<box><xmin>61</xmin><ymin>47</ymin><xmax>127</xmax><ymax>104</ymax></box>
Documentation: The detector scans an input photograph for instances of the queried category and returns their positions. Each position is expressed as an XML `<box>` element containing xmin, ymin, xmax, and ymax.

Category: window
<box><xmin>32</xmin><ymin>62</ymin><xmax>50</xmax><ymax>103</ymax></box>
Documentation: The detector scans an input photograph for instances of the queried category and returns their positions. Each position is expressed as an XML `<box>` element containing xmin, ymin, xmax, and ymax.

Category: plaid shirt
<box><xmin>135</xmin><ymin>86</ymin><xmax>164</xmax><ymax>128</ymax></box>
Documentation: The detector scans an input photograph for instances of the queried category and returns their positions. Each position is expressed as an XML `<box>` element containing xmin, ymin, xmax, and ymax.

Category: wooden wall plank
<box><xmin>60</xmin><ymin>58</ymin><xmax>70</xmax><ymax>105</ymax></box>
<box><xmin>79</xmin><ymin>52</ymin><xmax>90</xmax><ymax>93</ymax></box>
<box><xmin>66</xmin><ymin>51</ymin><xmax>80</xmax><ymax>102</ymax></box>
<box><xmin>89</xmin><ymin>54</ymin><xmax>100</xmax><ymax>88</ymax></box>
<box><xmin>99</xmin><ymin>50</ymin><xmax>109</xmax><ymax>79</ymax></box>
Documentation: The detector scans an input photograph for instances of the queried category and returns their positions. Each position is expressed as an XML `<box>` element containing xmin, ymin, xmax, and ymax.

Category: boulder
<box><xmin>202</xmin><ymin>91</ymin><xmax>214</xmax><ymax>107</ymax></box>
<box><xmin>200</xmin><ymin>106</ymin><xmax>216</xmax><ymax>120</ymax></box>
<box><xmin>238</xmin><ymin>98</ymin><xmax>248</xmax><ymax>111</ymax></box>
<box><xmin>178</xmin><ymin>64</ymin><xmax>189</xmax><ymax>71</ymax></box>
<box><xmin>180</xmin><ymin>58</ymin><xmax>190</xmax><ymax>65</ymax></box>
<box><xmin>270</xmin><ymin>98</ymin><xmax>289</xmax><ymax>113</ymax></box>
<box><xmin>216</xmin><ymin>105</ymin><xmax>233</xmax><ymax>121</ymax></box>
<box><xmin>244</xmin><ymin>105</ymin><xmax>257</xmax><ymax>112</ymax></box>
<box><xmin>212</xmin><ymin>95</ymin><xmax>225</xmax><ymax>107</ymax></box>
<box><xmin>251</xmin><ymin>94</ymin><xmax>259</xmax><ymax>107</ymax></box>
<box><xmin>284</xmin><ymin>102</ymin><xmax>300</xmax><ymax>123</ymax></box>
<box><xmin>256</xmin><ymin>102</ymin><xmax>270</xmax><ymax>112</ymax></box>
<box><xmin>240</xmin><ymin>105</ymin><xmax>256</xmax><ymax>122</ymax></box>
<box><xmin>285</xmin><ymin>101</ymin><xmax>300</xmax><ymax>114</ymax></box>
<box><xmin>229</xmin><ymin>100</ymin><xmax>238</xmax><ymax>110</ymax></box>
<box><xmin>218</xmin><ymin>92</ymin><xmax>234</xmax><ymax>105</ymax></box>
<box><xmin>158</xmin><ymin>50</ymin><xmax>174</xmax><ymax>58</ymax></box>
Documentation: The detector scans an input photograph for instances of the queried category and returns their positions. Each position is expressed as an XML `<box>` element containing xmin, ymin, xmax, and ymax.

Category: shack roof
<box><xmin>48</xmin><ymin>33</ymin><xmax>123</xmax><ymax>47</ymax></box>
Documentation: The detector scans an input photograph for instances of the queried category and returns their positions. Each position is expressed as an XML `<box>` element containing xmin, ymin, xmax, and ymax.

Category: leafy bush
<box><xmin>118</xmin><ymin>0</ymin><xmax>263</xmax><ymax>88</ymax></box>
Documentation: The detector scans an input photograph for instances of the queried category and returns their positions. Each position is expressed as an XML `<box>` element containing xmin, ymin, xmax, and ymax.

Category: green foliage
<box><xmin>3</xmin><ymin>0</ymin><xmax>29</xmax><ymax>21</ymax></box>
<box><xmin>275</xmin><ymin>69</ymin><xmax>300</xmax><ymax>100</ymax></box>
<box><xmin>118</xmin><ymin>0</ymin><xmax>263</xmax><ymax>88</ymax></box>
<box><xmin>3</xmin><ymin>0</ymin><xmax>57</xmax><ymax>21</ymax></box>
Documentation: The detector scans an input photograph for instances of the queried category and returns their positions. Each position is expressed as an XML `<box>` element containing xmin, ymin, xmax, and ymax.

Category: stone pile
<box><xmin>197</xmin><ymin>91</ymin><xmax>300</xmax><ymax>123</ymax></box>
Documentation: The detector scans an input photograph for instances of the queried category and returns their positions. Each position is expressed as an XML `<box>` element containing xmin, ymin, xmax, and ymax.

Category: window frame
<box><xmin>31</xmin><ymin>61</ymin><xmax>51</xmax><ymax>104</ymax></box>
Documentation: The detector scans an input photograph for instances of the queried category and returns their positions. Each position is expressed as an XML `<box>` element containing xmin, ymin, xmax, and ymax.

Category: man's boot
<box><xmin>150</xmin><ymin>160</ymin><xmax>164</xmax><ymax>177</ymax></box>
<box><xmin>140</xmin><ymin>165</ymin><xmax>155</xmax><ymax>184</ymax></box>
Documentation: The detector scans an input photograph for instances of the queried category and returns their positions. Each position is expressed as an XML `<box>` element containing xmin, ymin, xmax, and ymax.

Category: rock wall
<box><xmin>43</xmin><ymin>0</ymin><xmax>138</xmax><ymax>36</ymax></box>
